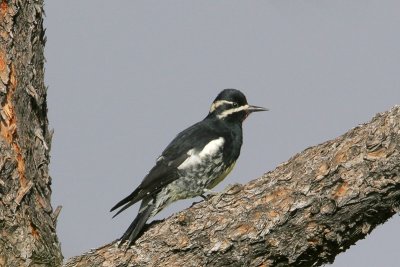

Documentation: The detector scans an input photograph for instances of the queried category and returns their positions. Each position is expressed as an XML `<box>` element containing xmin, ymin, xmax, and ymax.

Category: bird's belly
<box><xmin>152</xmin><ymin>155</ymin><xmax>236</xmax><ymax>217</ymax></box>
<box><xmin>160</xmin><ymin>161</ymin><xmax>231</xmax><ymax>200</ymax></box>
<box><xmin>152</xmin><ymin>173</ymin><xmax>217</xmax><ymax>217</ymax></box>
<box><xmin>173</xmin><ymin>164</ymin><xmax>225</xmax><ymax>198</ymax></box>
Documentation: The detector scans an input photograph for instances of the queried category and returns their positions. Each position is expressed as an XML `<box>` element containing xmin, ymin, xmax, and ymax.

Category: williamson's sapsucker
<box><xmin>111</xmin><ymin>89</ymin><xmax>267</xmax><ymax>247</ymax></box>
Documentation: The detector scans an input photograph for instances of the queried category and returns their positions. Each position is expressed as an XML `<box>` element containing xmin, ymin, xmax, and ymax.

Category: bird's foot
<box><xmin>200</xmin><ymin>189</ymin><xmax>218</xmax><ymax>201</ymax></box>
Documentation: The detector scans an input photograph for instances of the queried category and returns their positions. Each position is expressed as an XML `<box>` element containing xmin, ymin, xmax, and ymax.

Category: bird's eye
<box><xmin>232</xmin><ymin>102</ymin><xmax>239</xmax><ymax>108</ymax></box>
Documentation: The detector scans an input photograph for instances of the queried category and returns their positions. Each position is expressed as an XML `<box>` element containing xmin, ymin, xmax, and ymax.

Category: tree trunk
<box><xmin>65</xmin><ymin>105</ymin><xmax>400</xmax><ymax>267</ymax></box>
<box><xmin>2</xmin><ymin>1</ymin><xmax>400</xmax><ymax>267</ymax></box>
<box><xmin>0</xmin><ymin>0</ymin><xmax>62</xmax><ymax>266</ymax></box>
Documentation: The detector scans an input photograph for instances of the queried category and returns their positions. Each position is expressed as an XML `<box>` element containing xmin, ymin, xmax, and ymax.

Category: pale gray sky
<box><xmin>44</xmin><ymin>1</ymin><xmax>400</xmax><ymax>266</ymax></box>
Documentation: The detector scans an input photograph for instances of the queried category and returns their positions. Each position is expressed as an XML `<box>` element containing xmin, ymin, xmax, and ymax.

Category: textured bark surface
<box><xmin>0</xmin><ymin>0</ymin><xmax>62</xmax><ymax>266</ymax></box>
<box><xmin>65</xmin><ymin>106</ymin><xmax>400</xmax><ymax>267</ymax></box>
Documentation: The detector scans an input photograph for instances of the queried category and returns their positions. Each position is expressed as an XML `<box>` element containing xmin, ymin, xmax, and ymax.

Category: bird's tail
<box><xmin>119</xmin><ymin>197</ymin><xmax>155</xmax><ymax>248</ymax></box>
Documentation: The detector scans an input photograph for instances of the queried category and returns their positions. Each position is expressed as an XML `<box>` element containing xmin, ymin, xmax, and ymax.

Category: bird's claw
<box><xmin>200</xmin><ymin>189</ymin><xmax>218</xmax><ymax>201</ymax></box>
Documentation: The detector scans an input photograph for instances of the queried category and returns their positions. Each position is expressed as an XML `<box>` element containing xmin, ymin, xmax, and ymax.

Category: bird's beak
<box><xmin>247</xmin><ymin>105</ymin><xmax>269</xmax><ymax>113</ymax></box>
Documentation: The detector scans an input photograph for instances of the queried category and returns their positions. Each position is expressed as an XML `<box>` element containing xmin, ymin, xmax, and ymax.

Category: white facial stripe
<box><xmin>210</xmin><ymin>100</ymin><xmax>234</xmax><ymax>113</ymax></box>
<box><xmin>217</xmin><ymin>104</ymin><xmax>249</xmax><ymax>119</ymax></box>
<box><xmin>178</xmin><ymin>137</ymin><xmax>225</xmax><ymax>170</ymax></box>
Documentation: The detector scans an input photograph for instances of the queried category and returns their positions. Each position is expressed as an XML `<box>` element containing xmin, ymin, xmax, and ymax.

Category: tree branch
<box><xmin>64</xmin><ymin>106</ymin><xmax>400</xmax><ymax>266</ymax></box>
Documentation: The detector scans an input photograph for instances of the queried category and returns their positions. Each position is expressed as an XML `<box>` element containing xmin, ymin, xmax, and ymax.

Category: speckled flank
<box><xmin>153</xmin><ymin>137</ymin><xmax>233</xmax><ymax>216</ymax></box>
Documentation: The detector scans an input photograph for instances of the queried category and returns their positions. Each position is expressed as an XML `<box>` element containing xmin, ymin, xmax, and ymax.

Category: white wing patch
<box><xmin>178</xmin><ymin>137</ymin><xmax>225</xmax><ymax>170</ymax></box>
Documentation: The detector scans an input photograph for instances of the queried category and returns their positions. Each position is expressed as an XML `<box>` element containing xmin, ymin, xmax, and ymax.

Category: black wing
<box><xmin>110</xmin><ymin>119</ymin><xmax>221</xmax><ymax>216</ymax></box>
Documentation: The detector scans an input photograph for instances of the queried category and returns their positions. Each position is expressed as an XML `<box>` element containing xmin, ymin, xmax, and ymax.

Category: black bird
<box><xmin>111</xmin><ymin>89</ymin><xmax>267</xmax><ymax>247</ymax></box>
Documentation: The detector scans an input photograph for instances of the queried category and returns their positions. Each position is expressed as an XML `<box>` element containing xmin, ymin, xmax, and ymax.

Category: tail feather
<box><xmin>110</xmin><ymin>187</ymin><xmax>142</xmax><ymax>213</ymax></box>
<box><xmin>112</xmin><ymin>201</ymin><xmax>136</xmax><ymax>218</ymax></box>
<box><xmin>119</xmin><ymin>198</ymin><xmax>155</xmax><ymax>248</ymax></box>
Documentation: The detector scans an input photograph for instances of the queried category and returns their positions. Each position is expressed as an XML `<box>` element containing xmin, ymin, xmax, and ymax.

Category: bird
<box><xmin>110</xmin><ymin>89</ymin><xmax>268</xmax><ymax>247</ymax></box>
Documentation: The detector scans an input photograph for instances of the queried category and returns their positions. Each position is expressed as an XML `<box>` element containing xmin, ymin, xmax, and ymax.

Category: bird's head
<box><xmin>208</xmin><ymin>89</ymin><xmax>268</xmax><ymax>122</ymax></box>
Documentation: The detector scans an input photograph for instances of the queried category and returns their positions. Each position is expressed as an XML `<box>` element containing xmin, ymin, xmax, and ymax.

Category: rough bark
<box><xmin>64</xmin><ymin>106</ymin><xmax>400</xmax><ymax>267</ymax></box>
<box><xmin>0</xmin><ymin>0</ymin><xmax>62</xmax><ymax>266</ymax></box>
